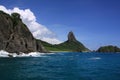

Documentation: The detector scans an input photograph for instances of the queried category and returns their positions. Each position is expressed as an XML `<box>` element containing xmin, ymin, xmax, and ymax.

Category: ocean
<box><xmin>0</xmin><ymin>52</ymin><xmax>120</xmax><ymax>80</ymax></box>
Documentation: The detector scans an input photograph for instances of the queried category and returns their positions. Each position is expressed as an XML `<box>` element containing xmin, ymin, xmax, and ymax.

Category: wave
<box><xmin>0</xmin><ymin>50</ymin><xmax>53</xmax><ymax>57</ymax></box>
<box><xmin>89</xmin><ymin>57</ymin><xmax>101</xmax><ymax>60</ymax></box>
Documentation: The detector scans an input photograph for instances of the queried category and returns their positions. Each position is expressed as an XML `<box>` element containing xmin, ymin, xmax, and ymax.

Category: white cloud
<box><xmin>0</xmin><ymin>5</ymin><xmax>62</xmax><ymax>44</ymax></box>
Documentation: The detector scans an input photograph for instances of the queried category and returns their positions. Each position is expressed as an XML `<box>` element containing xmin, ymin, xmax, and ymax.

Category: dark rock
<box><xmin>36</xmin><ymin>39</ymin><xmax>48</xmax><ymax>52</ymax></box>
<box><xmin>68</xmin><ymin>31</ymin><xmax>77</xmax><ymax>42</ymax></box>
<box><xmin>0</xmin><ymin>11</ymin><xmax>47</xmax><ymax>53</ymax></box>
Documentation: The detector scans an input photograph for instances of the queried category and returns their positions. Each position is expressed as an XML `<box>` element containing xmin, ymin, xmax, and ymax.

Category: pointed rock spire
<box><xmin>68</xmin><ymin>31</ymin><xmax>77</xmax><ymax>42</ymax></box>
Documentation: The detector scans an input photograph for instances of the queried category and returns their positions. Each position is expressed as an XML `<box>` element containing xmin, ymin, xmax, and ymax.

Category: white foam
<box><xmin>0</xmin><ymin>50</ymin><xmax>9</xmax><ymax>57</ymax></box>
<box><xmin>0</xmin><ymin>50</ymin><xmax>53</xmax><ymax>57</ymax></box>
<box><xmin>89</xmin><ymin>57</ymin><xmax>101</xmax><ymax>60</ymax></box>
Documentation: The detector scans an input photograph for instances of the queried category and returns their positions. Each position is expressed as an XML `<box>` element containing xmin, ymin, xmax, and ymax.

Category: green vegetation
<box><xmin>0</xmin><ymin>10</ymin><xmax>12</xmax><ymax>20</ymax></box>
<box><xmin>40</xmin><ymin>40</ymin><xmax>89</xmax><ymax>52</ymax></box>
<box><xmin>0</xmin><ymin>10</ymin><xmax>10</xmax><ymax>16</ymax></box>
<box><xmin>11</xmin><ymin>13</ymin><xmax>20</xmax><ymax>19</ymax></box>
<box><xmin>11</xmin><ymin>13</ymin><xmax>21</xmax><ymax>26</ymax></box>
<box><xmin>97</xmin><ymin>45</ymin><xmax>120</xmax><ymax>52</ymax></box>
<box><xmin>0</xmin><ymin>11</ymin><xmax>21</xmax><ymax>26</ymax></box>
<box><xmin>40</xmin><ymin>31</ymin><xmax>90</xmax><ymax>52</ymax></box>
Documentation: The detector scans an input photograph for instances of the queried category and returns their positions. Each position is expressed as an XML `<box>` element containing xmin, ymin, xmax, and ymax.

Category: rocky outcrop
<box><xmin>36</xmin><ymin>39</ymin><xmax>48</xmax><ymax>52</ymax></box>
<box><xmin>0</xmin><ymin>11</ymin><xmax>47</xmax><ymax>53</ymax></box>
<box><xmin>64</xmin><ymin>31</ymin><xmax>90</xmax><ymax>52</ymax></box>
<box><xmin>68</xmin><ymin>31</ymin><xmax>77</xmax><ymax>42</ymax></box>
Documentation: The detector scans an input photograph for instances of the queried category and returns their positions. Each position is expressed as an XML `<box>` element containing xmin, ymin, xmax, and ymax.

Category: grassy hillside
<box><xmin>40</xmin><ymin>40</ymin><xmax>89</xmax><ymax>52</ymax></box>
<box><xmin>39</xmin><ymin>31</ymin><xmax>90</xmax><ymax>52</ymax></box>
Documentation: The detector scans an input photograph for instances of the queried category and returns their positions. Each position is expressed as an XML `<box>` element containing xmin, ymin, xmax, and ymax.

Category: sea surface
<box><xmin>0</xmin><ymin>52</ymin><xmax>120</xmax><ymax>80</ymax></box>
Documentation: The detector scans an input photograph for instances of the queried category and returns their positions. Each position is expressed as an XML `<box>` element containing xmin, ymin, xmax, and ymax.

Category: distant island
<box><xmin>0</xmin><ymin>10</ymin><xmax>120</xmax><ymax>54</ymax></box>
<box><xmin>97</xmin><ymin>45</ymin><xmax>120</xmax><ymax>53</ymax></box>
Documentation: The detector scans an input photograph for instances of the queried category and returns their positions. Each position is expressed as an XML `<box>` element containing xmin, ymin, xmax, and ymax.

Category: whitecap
<box><xmin>89</xmin><ymin>57</ymin><xmax>101</xmax><ymax>60</ymax></box>
<box><xmin>0</xmin><ymin>50</ymin><xmax>54</xmax><ymax>57</ymax></box>
<box><xmin>0</xmin><ymin>50</ymin><xmax>9</xmax><ymax>57</ymax></box>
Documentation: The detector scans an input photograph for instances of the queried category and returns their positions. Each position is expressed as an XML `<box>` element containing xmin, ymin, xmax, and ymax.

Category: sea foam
<box><xmin>89</xmin><ymin>57</ymin><xmax>101</xmax><ymax>60</ymax></box>
<box><xmin>0</xmin><ymin>50</ymin><xmax>51</xmax><ymax>57</ymax></box>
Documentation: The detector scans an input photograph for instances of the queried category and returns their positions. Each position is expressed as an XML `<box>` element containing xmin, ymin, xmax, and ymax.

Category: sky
<box><xmin>0</xmin><ymin>0</ymin><xmax>120</xmax><ymax>50</ymax></box>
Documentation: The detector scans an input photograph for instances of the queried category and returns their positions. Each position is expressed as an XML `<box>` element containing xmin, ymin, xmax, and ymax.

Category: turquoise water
<box><xmin>0</xmin><ymin>52</ymin><xmax>120</xmax><ymax>80</ymax></box>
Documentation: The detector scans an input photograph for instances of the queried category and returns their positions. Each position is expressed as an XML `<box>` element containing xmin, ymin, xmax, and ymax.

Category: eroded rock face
<box><xmin>0</xmin><ymin>11</ymin><xmax>47</xmax><ymax>53</ymax></box>
<box><xmin>68</xmin><ymin>31</ymin><xmax>77</xmax><ymax>42</ymax></box>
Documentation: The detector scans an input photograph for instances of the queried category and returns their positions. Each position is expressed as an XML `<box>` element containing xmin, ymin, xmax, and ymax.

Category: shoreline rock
<box><xmin>0</xmin><ymin>11</ymin><xmax>47</xmax><ymax>53</ymax></box>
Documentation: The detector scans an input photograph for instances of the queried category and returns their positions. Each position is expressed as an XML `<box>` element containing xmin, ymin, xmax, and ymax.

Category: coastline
<box><xmin>49</xmin><ymin>51</ymin><xmax>71</xmax><ymax>53</ymax></box>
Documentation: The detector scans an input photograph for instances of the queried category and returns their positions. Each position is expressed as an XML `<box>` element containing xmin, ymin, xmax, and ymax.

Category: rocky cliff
<box><xmin>68</xmin><ymin>31</ymin><xmax>77</xmax><ymax>42</ymax></box>
<box><xmin>0</xmin><ymin>11</ymin><xmax>47</xmax><ymax>53</ymax></box>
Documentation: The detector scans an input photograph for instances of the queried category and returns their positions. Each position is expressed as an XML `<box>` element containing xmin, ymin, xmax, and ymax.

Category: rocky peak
<box><xmin>68</xmin><ymin>31</ymin><xmax>77</xmax><ymax>42</ymax></box>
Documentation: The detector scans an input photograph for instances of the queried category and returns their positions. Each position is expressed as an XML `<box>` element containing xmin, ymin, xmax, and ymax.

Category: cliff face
<box><xmin>68</xmin><ymin>31</ymin><xmax>77</xmax><ymax>42</ymax></box>
<box><xmin>0</xmin><ymin>11</ymin><xmax>47</xmax><ymax>53</ymax></box>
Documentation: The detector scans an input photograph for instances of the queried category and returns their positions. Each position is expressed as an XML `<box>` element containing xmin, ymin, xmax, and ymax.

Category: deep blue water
<box><xmin>0</xmin><ymin>52</ymin><xmax>120</xmax><ymax>80</ymax></box>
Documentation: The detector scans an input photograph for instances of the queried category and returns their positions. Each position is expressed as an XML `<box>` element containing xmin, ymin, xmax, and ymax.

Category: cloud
<box><xmin>0</xmin><ymin>5</ymin><xmax>61</xmax><ymax>44</ymax></box>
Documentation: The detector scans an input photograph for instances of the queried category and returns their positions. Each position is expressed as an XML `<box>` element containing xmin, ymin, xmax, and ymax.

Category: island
<box><xmin>97</xmin><ymin>45</ymin><xmax>120</xmax><ymax>52</ymax></box>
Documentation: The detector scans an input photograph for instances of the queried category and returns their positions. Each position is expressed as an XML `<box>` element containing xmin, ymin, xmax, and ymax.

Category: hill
<box><xmin>97</xmin><ymin>45</ymin><xmax>120</xmax><ymax>52</ymax></box>
<box><xmin>40</xmin><ymin>31</ymin><xmax>90</xmax><ymax>52</ymax></box>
